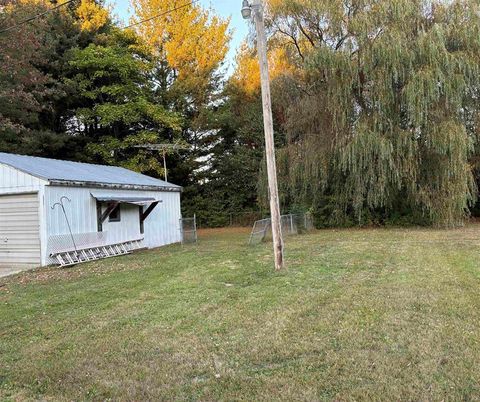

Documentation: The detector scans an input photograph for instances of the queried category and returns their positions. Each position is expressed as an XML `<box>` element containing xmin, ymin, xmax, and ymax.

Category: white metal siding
<box><xmin>45</xmin><ymin>186</ymin><xmax>182</xmax><ymax>264</ymax></box>
<box><xmin>45</xmin><ymin>187</ymin><xmax>98</xmax><ymax>237</ymax></box>
<box><xmin>102</xmin><ymin>203</ymin><xmax>142</xmax><ymax>244</ymax></box>
<box><xmin>0</xmin><ymin>193</ymin><xmax>41</xmax><ymax>267</ymax></box>
<box><xmin>143</xmin><ymin>191</ymin><xmax>182</xmax><ymax>249</ymax></box>
<box><xmin>0</xmin><ymin>161</ymin><xmax>182</xmax><ymax>268</ymax></box>
<box><xmin>0</xmin><ymin>163</ymin><xmax>46</xmax><ymax>194</ymax></box>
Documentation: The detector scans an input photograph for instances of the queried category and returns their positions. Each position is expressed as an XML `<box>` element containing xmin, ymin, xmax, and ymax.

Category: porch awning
<box><xmin>90</xmin><ymin>192</ymin><xmax>162</xmax><ymax>206</ymax></box>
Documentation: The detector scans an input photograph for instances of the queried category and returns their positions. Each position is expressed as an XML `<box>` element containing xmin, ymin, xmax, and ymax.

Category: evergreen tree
<box><xmin>182</xmin><ymin>80</ymin><xmax>267</xmax><ymax>226</ymax></box>
<box><xmin>0</xmin><ymin>0</ymin><xmax>107</xmax><ymax>159</ymax></box>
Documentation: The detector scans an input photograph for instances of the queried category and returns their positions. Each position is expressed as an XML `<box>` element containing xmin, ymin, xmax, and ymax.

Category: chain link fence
<box><xmin>180</xmin><ymin>215</ymin><xmax>197</xmax><ymax>244</ymax></box>
<box><xmin>280</xmin><ymin>213</ymin><xmax>314</xmax><ymax>236</ymax></box>
<box><xmin>248</xmin><ymin>213</ymin><xmax>314</xmax><ymax>245</ymax></box>
<box><xmin>192</xmin><ymin>211</ymin><xmax>264</xmax><ymax>228</ymax></box>
<box><xmin>48</xmin><ymin>232</ymin><xmax>108</xmax><ymax>256</ymax></box>
<box><xmin>248</xmin><ymin>218</ymin><xmax>271</xmax><ymax>245</ymax></box>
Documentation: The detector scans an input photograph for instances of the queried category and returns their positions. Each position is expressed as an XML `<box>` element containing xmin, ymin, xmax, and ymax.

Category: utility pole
<box><xmin>242</xmin><ymin>0</ymin><xmax>284</xmax><ymax>270</ymax></box>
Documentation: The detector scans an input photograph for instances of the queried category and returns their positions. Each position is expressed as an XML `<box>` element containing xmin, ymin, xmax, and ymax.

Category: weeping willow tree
<box><xmin>264</xmin><ymin>0</ymin><xmax>480</xmax><ymax>226</ymax></box>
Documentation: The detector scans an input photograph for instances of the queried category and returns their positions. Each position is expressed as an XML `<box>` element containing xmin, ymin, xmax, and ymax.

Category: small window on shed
<box><xmin>109</xmin><ymin>204</ymin><xmax>121</xmax><ymax>222</ymax></box>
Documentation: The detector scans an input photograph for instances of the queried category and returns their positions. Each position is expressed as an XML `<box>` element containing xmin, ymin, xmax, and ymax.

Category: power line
<box><xmin>124</xmin><ymin>0</ymin><xmax>199</xmax><ymax>30</ymax></box>
<box><xmin>0</xmin><ymin>0</ymin><xmax>77</xmax><ymax>34</ymax></box>
<box><xmin>0</xmin><ymin>0</ymin><xmax>200</xmax><ymax>35</ymax></box>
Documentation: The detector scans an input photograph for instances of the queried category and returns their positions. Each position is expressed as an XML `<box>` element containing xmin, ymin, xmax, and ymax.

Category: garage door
<box><xmin>0</xmin><ymin>193</ymin><xmax>41</xmax><ymax>267</ymax></box>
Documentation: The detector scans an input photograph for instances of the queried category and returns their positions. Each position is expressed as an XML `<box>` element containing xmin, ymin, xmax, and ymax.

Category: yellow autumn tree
<box><xmin>230</xmin><ymin>0</ymin><xmax>312</xmax><ymax>96</ymax></box>
<box><xmin>13</xmin><ymin>0</ymin><xmax>109</xmax><ymax>32</ymax></box>
<box><xmin>231</xmin><ymin>44</ymin><xmax>261</xmax><ymax>96</ymax></box>
<box><xmin>232</xmin><ymin>43</ymin><xmax>297</xmax><ymax>96</ymax></box>
<box><xmin>131</xmin><ymin>0</ymin><xmax>230</xmax><ymax>92</ymax></box>
<box><xmin>76</xmin><ymin>0</ymin><xmax>109</xmax><ymax>32</ymax></box>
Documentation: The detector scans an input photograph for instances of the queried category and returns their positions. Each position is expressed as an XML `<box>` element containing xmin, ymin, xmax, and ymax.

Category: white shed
<box><xmin>0</xmin><ymin>152</ymin><xmax>182</xmax><ymax>269</ymax></box>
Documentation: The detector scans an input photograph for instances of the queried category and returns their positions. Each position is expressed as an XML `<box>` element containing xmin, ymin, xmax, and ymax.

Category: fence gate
<box><xmin>248</xmin><ymin>218</ymin><xmax>271</xmax><ymax>245</ymax></box>
<box><xmin>180</xmin><ymin>214</ymin><xmax>197</xmax><ymax>244</ymax></box>
<box><xmin>248</xmin><ymin>213</ymin><xmax>314</xmax><ymax>245</ymax></box>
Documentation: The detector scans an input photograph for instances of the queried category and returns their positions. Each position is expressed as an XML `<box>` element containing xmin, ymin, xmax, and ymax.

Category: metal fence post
<box><xmin>180</xmin><ymin>218</ymin><xmax>184</xmax><ymax>244</ymax></box>
<box><xmin>194</xmin><ymin>214</ymin><xmax>198</xmax><ymax>243</ymax></box>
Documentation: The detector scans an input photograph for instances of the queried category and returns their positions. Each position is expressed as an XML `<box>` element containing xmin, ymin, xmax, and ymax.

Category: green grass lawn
<box><xmin>1</xmin><ymin>226</ymin><xmax>480</xmax><ymax>401</ymax></box>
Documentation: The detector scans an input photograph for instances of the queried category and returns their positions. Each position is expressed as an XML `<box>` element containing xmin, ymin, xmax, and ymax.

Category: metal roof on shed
<box><xmin>0</xmin><ymin>152</ymin><xmax>181</xmax><ymax>191</ymax></box>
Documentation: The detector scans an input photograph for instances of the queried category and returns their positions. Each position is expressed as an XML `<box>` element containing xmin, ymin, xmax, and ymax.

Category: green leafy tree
<box><xmin>266</xmin><ymin>0</ymin><xmax>480</xmax><ymax>226</ymax></box>
<box><xmin>66</xmin><ymin>29</ymin><xmax>183</xmax><ymax>175</ymax></box>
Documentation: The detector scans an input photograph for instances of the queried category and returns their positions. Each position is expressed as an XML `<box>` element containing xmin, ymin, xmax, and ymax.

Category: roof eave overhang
<box><xmin>47</xmin><ymin>180</ymin><xmax>182</xmax><ymax>192</ymax></box>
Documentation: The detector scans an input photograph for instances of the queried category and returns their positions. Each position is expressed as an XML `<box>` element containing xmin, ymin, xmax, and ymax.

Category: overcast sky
<box><xmin>107</xmin><ymin>0</ymin><xmax>250</xmax><ymax>74</ymax></box>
